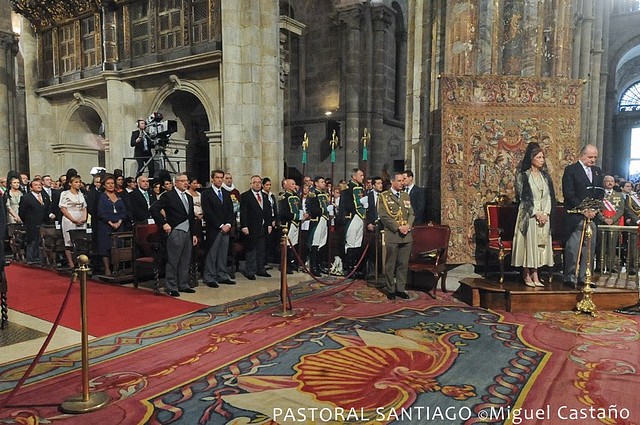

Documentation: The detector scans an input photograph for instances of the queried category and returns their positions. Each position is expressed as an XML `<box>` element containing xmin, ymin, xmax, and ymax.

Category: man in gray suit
<box><xmin>378</xmin><ymin>172</ymin><xmax>415</xmax><ymax>300</ymax></box>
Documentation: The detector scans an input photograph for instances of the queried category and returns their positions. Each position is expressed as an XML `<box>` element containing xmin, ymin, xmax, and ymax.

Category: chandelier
<box><xmin>11</xmin><ymin>0</ymin><xmax>102</xmax><ymax>28</ymax></box>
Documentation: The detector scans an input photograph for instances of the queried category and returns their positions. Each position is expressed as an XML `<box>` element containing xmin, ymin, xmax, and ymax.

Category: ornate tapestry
<box><xmin>440</xmin><ymin>76</ymin><xmax>583</xmax><ymax>264</ymax></box>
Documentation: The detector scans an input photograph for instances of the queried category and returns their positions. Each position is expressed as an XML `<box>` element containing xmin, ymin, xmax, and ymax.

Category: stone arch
<box><xmin>149</xmin><ymin>75</ymin><xmax>219</xmax><ymax>131</ymax></box>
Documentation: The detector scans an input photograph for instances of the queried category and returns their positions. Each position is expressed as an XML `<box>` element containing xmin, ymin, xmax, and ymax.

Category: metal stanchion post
<box><xmin>576</xmin><ymin>219</ymin><xmax>597</xmax><ymax>317</ymax></box>
<box><xmin>61</xmin><ymin>255</ymin><xmax>109</xmax><ymax>413</ymax></box>
<box><xmin>272</xmin><ymin>228</ymin><xmax>297</xmax><ymax>318</ymax></box>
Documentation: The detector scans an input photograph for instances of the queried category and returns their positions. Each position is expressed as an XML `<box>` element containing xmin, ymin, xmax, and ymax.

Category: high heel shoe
<box><xmin>523</xmin><ymin>273</ymin><xmax>536</xmax><ymax>288</ymax></box>
<box><xmin>531</xmin><ymin>270</ymin><xmax>544</xmax><ymax>287</ymax></box>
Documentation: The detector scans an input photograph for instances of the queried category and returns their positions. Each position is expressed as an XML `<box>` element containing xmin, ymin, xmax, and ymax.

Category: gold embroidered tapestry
<box><xmin>440</xmin><ymin>76</ymin><xmax>583</xmax><ymax>264</ymax></box>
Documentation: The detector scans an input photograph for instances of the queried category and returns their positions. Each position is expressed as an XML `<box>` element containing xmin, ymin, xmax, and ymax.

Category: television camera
<box><xmin>145</xmin><ymin>112</ymin><xmax>177</xmax><ymax>149</ymax></box>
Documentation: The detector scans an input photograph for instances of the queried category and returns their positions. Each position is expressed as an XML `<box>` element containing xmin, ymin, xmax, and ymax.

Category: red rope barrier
<box><xmin>0</xmin><ymin>271</ymin><xmax>78</xmax><ymax>410</ymax></box>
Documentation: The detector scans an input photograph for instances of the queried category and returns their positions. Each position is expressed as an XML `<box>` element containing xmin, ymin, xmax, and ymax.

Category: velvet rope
<box><xmin>0</xmin><ymin>271</ymin><xmax>78</xmax><ymax>410</ymax></box>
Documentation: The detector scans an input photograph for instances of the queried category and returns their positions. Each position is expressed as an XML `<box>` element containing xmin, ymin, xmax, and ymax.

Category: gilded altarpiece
<box><xmin>440</xmin><ymin>76</ymin><xmax>583</xmax><ymax>264</ymax></box>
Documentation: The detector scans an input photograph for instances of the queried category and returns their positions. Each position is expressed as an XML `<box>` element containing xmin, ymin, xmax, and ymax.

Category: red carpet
<box><xmin>4</xmin><ymin>263</ymin><xmax>207</xmax><ymax>337</ymax></box>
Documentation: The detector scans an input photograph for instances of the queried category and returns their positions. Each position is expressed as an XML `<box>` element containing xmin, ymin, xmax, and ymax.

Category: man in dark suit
<box><xmin>19</xmin><ymin>179</ymin><xmax>54</xmax><ymax>263</ymax></box>
<box><xmin>239</xmin><ymin>175</ymin><xmax>273</xmax><ymax>280</ymax></box>
<box><xmin>365</xmin><ymin>176</ymin><xmax>384</xmax><ymax>278</ymax></box>
<box><xmin>130</xmin><ymin>119</ymin><xmax>155</xmax><ymax>178</ymax></box>
<box><xmin>562</xmin><ymin>144</ymin><xmax>604</xmax><ymax>288</ymax></box>
<box><xmin>403</xmin><ymin>170</ymin><xmax>426</xmax><ymax>225</ymax></box>
<box><xmin>201</xmin><ymin>169</ymin><xmax>236</xmax><ymax>287</ymax></box>
<box><xmin>150</xmin><ymin>173</ymin><xmax>198</xmax><ymax>296</ymax></box>
<box><xmin>129</xmin><ymin>175</ymin><xmax>156</xmax><ymax>224</ymax></box>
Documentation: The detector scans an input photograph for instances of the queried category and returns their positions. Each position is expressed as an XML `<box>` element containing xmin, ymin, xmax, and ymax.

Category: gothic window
<box><xmin>41</xmin><ymin>30</ymin><xmax>54</xmax><ymax>80</ymax></box>
<box><xmin>81</xmin><ymin>15</ymin><xmax>99</xmax><ymax>68</ymax></box>
<box><xmin>131</xmin><ymin>0</ymin><xmax>150</xmax><ymax>57</ymax></box>
<box><xmin>192</xmin><ymin>0</ymin><xmax>208</xmax><ymax>43</ymax></box>
<box><xmin>620</xmin><ymin>81</ymin><xmax>640</xmax><ymax>112</ymax></box>
<box><xmin>59</xmin><ymin>23</ymin><xmax>76</xmax><ymax>74</ymax></box>
<box><xmin>158</xmin><ymin>0</ymin><xmax>183</xmax><ymax>51</ymax></box>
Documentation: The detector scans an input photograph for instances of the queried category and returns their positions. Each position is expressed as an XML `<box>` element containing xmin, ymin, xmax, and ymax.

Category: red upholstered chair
<box><xmin>408</xmin><ymin>224</ymin><xmax>451</xmax><ymax>297</ymax></box>
<box><xmin>484</xmin><ymin>202</ymin><xmax>518</xmax><ymax>283</ymax></box>
<box><xmin>133</xmin><ymin>223</ymin><xmax>162</xmax><ymax>292</ymax></box>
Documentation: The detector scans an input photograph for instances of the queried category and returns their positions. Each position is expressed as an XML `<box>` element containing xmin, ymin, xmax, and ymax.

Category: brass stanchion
<box><xmin>576</xmin><ymin>218</ymin><xmax>597</xmax><ymax>317</ymax></box>
<box><xmin>61</xmin><ymin>255</ymin><xmax>109</xmax><ymax>413</ymax></box>
<box><xmin>272</xmin><ymin>228</ymin><xmax>297</xmax><ymax>318</ymax></box>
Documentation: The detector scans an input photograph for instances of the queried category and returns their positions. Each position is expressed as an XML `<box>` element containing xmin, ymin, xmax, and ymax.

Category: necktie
<box><xmin>395</xmin><ymin>192</ymin><xmax>400</xmax><ymax>199</ymax></box>
<box><xmin>256</xmin><ymin>191</ymin><xmax>262</xmax><ymax>206</ymax></box>
<box><xmin>36</xmin><ymin>193</ymin><xmax>43</xmax><ymax>205</ymax></box>
<box><xmin>217</xmin><ymin>188</ymin><xmax>223</xmax><ymax>201</ymax></box>
<box><xmin>181</xmin><ymin>192</ymin><xmax>189</xmax><ymax>212</ymax></box>
<box><xmin>586</xmin><ymin>167</ymin><xmax>592</xmax><ymax>182</ymax></box>
<box><xmin>143</xmin><ymin>190</ymin><xmax>150</xmax><ymax>205</ymax></box>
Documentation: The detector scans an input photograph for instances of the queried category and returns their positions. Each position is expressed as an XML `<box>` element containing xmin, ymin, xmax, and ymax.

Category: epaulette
<box><xmin>306</xmin><ymin>192</ymin><xmax>316</xmax><ymax>198</ymax></box>
<box><xmin>278</xmin><ymin>194</ymin><xmax>286</xmax><ymax>201</ymax></box>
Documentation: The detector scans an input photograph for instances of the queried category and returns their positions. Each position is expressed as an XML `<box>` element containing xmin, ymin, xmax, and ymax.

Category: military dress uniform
<box><xmin>339</xmin><ymin>180</ymin><xmax>366</xmax><ymax>278</ymax></box>
<box><xmin>307</xmin><ymin>188</ymin><xmax>330</xmax><ymax>276</ymax></box>
<box><xmin>624</xmin><ymin>192</ymin><xmax>640</xmax><ymax>275</ymax></box>
<box><xmin>598</xmin><ymin>189</ymin><xmax>625</xmax><ymax>273</ymax></box>
<box><xmin>378</xmin><ymin>189</ymin><xmax>415</xmax><ymax>298</ymax></box>
<box><xmin>279</xmin><ymin>189</ymin><xmax>301</xmax><ymax>272</ymax></box>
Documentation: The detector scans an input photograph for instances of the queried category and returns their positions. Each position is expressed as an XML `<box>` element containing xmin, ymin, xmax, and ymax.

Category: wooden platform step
<box><xmin>456</xmin><ymin>277</ymin><xmax>639</xmax><ymax>313</ymax></box>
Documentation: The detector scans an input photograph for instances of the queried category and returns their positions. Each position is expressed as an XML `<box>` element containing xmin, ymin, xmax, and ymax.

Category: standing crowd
<box><xmin>1</xmin><ymin>166</ymin><xmax>428</xmax><ymax>300</ymax></box>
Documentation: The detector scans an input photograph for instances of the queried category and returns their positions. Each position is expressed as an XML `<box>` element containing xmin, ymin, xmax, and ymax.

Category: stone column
<box><xmin>205</xmin><ymin>130</ymin><xmax>223</xmax><ymax>171</ymax></box>
<box><xmin>102</xmin><ymin>0</ymin><xmax>118</xmax><ymax>71</ymax></box>
<box><xmin>221</xmin><ymin>0</ymin><xmax>282</xmax><ymax>191</ymax></box>
<box><xmin>370</xmin><ymin>6</ymin><xmax>393</xmax><ymax>178</ymax></box>
<box><xmin>337</xmin><ymin>5</ymin><xmax>364</xmax><ymax>176</ymax></box>
<box><xmin>0</xmin><ymin>29</ymin><xmax>18</xmax><ymax>173</ymax></box>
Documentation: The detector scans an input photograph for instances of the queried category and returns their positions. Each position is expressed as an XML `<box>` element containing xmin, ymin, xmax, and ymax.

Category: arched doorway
<box><xmin>155</xmin><ymin>91</ymin><xmax>211</xmax><ymax>184</ymax></box>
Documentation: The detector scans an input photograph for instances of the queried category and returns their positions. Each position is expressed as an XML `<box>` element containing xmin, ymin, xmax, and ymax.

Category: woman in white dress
<box><xmin>5</xmin><ymin>177</ymin><xmax>23</xmax><ymax>224</ymax></box>
<box><xmin>511</xmin><ymin>142</ymin><xmax>556</xmax><ymax>287</ymax></box>
<box><xmin>59</xmin><ymin>175</ymin><xmax>88</xmax><ymax>268</ymax></box>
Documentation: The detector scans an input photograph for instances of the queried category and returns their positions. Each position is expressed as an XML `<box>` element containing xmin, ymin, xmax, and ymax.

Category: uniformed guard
<box><xmin>279</xmin><ymin>178</ymin><xmax>302</xmax><ymax>273</ymax></box>
<box><xmin>307</xmin><ymin>176</ymin><xmax>330</xmax><ymax>276</ymax></box>
<box><xmin>337</xmin><ymin>168</ymin><xmax>366</xmax><ymax>278</ymax></box>
<box><xmin>598</xmin><ymin>175</ymin><xmax>625</xmax><ymax>273</ymax></box>
<box><xmin>624</xmin><ymin>188</ymin><xmax>640</xmax><ymax>276</ymax></box>
<box><xmin>378</xmin><ymin>171</ymin><xmax>415</xmax><ymax>300</ymax></box>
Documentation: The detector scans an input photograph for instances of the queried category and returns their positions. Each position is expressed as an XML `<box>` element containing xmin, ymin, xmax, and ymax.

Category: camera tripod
<box><xmin>138</xmin><ymin>144</ymin><xmax>179</xmax><ymax>180</ymax></box>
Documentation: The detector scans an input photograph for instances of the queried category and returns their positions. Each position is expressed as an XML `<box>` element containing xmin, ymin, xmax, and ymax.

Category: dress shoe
<box><xmin>386</xmin><ymin>293</ymin><xmax>396</xmax><ymax>300</ymax></box>
<box><xmin>629</xmin><ymin>270</ymin><xmax>637</xmax><ymax>276</ymax></box>
<box><xmin>180</xmin><ymin>288</ymin><xmax>196</xmax><ymax>293</ymax></box>
<box><xmin>219</xmin><ymin>279</ymin><xmax>236</xmax><ymax>285</ymax></box>
<box><xmin>395</xmin><ymin>291</ymin><xmax>410</xmax><ymax>299</ymax></box>
<box><xmin>244</xmin><ymin>274</ymin><xmax>256</xmax><ymax>280</ymax></box>
<box><xmin>205</xmin><ymin>281</ymin><xmax>219</xmax><ymax>288</ymax></box>
<box><xmin>166</xmin><ymin>290</ymin><xmax>180</xmax><ymax>297</ymax></box>
<box><xmin>533</xmin><ymin>280</ymin><xmax>545</xmax><ymax>287</ymax></box>
<box><xmin>563</xmin><ymin>280</ymin><xmax>576</xmax><ymax>289</ymax></box>
<box><xmin>256</xmin><ymin>271</ymin><xmax>271</xmax><ymax>278</ymax></box>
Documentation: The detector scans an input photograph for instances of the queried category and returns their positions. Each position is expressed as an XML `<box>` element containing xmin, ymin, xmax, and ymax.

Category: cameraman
<box><xmin>130</xmin><ymin>119</ymin><xmax>155</xmax><ymax>178</ymax></box>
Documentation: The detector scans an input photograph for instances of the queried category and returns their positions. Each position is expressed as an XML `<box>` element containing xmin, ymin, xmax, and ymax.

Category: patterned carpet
<box><xmin>0</xmin><ymin>279</ymin><xmax>638</xmax><ymax>424</ymax></box>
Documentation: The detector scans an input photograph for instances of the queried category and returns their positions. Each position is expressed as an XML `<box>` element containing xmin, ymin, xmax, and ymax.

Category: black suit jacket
<box><xmin>408</xmin><ymin>185</ymin><xmax>426</xmax><ymax>224</ymax></box>
<box><xmin>129</xmin><ymin>188</ymin><xmax>156</xmax><ymax>223</ymax></box>
<box><xmin>365</xmin><ymin>191</ymin><xmax>380</xmax><ymax>225</ymax></box>
<box><xmin>239</xmin><ymin>190</ymin><xmax>272</xmax><ymax>248</ymax></box>
<box><xmin>0</xmin><ymin>196</ymin><xmax>5</xmax><ymax>270</ymax></box>
<box><xmin>130</xmin><ymin>129</ymin><xmax>153</xmax><ymax>158</ymax></box>
<box><xmin>149</xmin><ymin>189</ymin><xmax>196</xmax><ymax>236</ymax></box>
<box><xmin>562</xmin><ymin>161</ymin><xmax>604</xmax><ymax>229</ymax></box>
<box><xmin>201</xmin><ymin>185</ymin><xmax>235</xmax><ymax>232</ymax></box>
<box><xmin>18</xmin><ymin>192</ymin><xmax>51</xmax><ymax>242</ymax></box>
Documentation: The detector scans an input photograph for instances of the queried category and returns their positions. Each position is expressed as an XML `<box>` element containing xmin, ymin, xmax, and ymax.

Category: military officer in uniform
<box><xmin>307</xmin><ymin>176</ymin><xmax>330</xmax><ymax>276</ymax></box>
<box><xmin>598</xmin><ymin>175</ymin><xmax>625</xmax><ymax>273</ymax></box>
<box><xmin>624</xmin><ymin>187</ymin><xmax>640</xmax><ymax>276</ymax></box>
<box><xmin>279</xmin><ymin>178</ymin><xmax>301</xmax><ymax>273</ymax></box>
<box><xmin>338</xmin><ymin>168</ymin><xmax>366</xmax><ymax>278</ymax></box>
<box><xmin>378</xmin><ymin>172</ymin><xmax>415</xmax><ymax>300</ymax></box>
